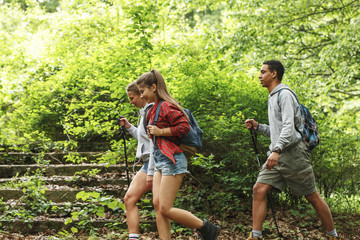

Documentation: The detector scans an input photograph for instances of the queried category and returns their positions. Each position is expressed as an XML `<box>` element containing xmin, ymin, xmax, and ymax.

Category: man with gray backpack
<box><xmin>244</xmin><ymin>60</ymin><xmax>341</xmax><ymax>240</ymax></box>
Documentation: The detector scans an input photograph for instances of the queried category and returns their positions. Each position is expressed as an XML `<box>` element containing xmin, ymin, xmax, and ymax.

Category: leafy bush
<box><xmin>0</xmin><ymin>0</ymin><xmax>358</xmax><ymax>216</ymax></box>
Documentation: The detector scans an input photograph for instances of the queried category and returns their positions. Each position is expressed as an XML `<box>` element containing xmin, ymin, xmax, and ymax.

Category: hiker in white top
<box><xmin>119</xmin><ymin>81</ymin><xmax>154</xmax><ymax>240</ymax></box>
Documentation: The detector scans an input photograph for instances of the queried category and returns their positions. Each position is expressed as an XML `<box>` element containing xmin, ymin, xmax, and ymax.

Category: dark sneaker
<box><xmin>197</xmin><ymin>220</ymin><xmax>220</xmax><ymax>240</ymax></box>
<box><xmin>246</xmin><ymin>232</ymin><xmax>263</xmax><ymax>240</ymax></box>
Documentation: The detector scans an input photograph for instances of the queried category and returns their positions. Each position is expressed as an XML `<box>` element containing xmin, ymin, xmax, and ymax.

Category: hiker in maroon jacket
<box><xmin>136</xmin><ymin>69</ymin><xmax>220</xmax><ymax>240</ymax></box>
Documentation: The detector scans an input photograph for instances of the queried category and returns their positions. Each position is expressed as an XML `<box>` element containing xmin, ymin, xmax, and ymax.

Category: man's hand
<box><xmin>245</xmin><ymin>119</ymin><xmax>258</xmax><ymax>130</ymax></box>
<box><xmin>266</xmin><ymin>152</ymin><xmax>280</xmax><ymax>170</ymax></box>
<box><xmin>146</xmin><ymin>175</ymin><xmax>153</xmax><ymax>188</ymax></box>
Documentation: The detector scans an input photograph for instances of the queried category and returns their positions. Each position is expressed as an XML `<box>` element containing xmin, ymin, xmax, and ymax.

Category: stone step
<box><xmin>3</xmin><ymin>198</ymin><xmax>153</xmax><ymax>208</ymax></box>
<box><xmin>0</xmin><ymin>146</ymin><xmax>151</xmax><ymax>235</ymax></box>
<box><xmin>0</xmin><ymin>142</ymin><xmax>112</xmax><ymax>153</ymax></box>
<box><xmin>2</xmin><ymin>194</ymin><xmax>153</xmax><ymax>219</ymax></box>
<box><xmin>0</xmin><ymin>175</ymin><xmax>128</xmax><ymax>187</ymax></box>
<box><xmin>0</xmin><ymin>188</ymin><xmax>127</xmax><ymax>202</ymax></box>
<box><xmin>2</xmin><ymin>197</ymin><xmax>153</xmax><ymax>217</ymax></box>
<box><xmin>0</xmin><ymin>151</ymin><xmax>128</xmax><ymax>164</ymax></box>
<box><xmin>3</xmin><ymin>199</ymin><xmax>124</xmax><ymax>207</ymax></box>
<box><xmin>0</xmin><ymin>163</ymin><xmax>139</xmax><ymax>178</ymax></box>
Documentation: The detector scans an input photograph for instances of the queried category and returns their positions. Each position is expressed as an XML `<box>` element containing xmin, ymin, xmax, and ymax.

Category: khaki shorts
<box><xmin>256</xmin><ymin>141</ymin><xmax>317</xmax><ymax>196</ymax></box>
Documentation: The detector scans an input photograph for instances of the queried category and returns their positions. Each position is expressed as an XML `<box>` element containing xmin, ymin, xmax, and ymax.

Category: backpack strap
<box><xmin>277</xmin><ymin>88</ymin><xmax>285</xmax><ymax>106</ymax></box>
<box><xmin>151</xmin><ymin>100</ymin><xmax>164</xmax><ymax>144</ymax></box>
<box><xmin>152</xmin><ymin>100</ymin><xmax>184</xmax><ymax>146</ymax></box>
<box><xmin>277</xmin><ymin>88</ymin><xmax>299</xmax><ymax>106</ymax></box>
<box><xmin>142</xmin><ymin>103</ymin><xmax>154</xmax><ymax>131</ymax></box>
<box><xmin>276</xmin><ymin>88</ymin><xmax>302</xmax><ymax>136</ymax></box>
<box><xmin>152</xmin><ymin>100</ymin><xmax>164</xmax><ymax>125</ymax></box>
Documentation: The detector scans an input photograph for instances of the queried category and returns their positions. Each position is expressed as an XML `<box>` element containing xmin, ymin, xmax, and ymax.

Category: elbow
<box><xmin>184</xmin><ymin>125</ymin><xmax>190</xmax><ymax>135</ymax></box>
<box><xmin>171</xmin><ymin>122</ymin><xmax>190</xmax><ymax>136</ymax></box>
<box><xmin>182</xmin><ymin>124</ymin><xmax>190</xmax><ymax>135</ymax></box>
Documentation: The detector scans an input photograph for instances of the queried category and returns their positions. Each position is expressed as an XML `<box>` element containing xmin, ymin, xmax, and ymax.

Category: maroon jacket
<box><xmin>147</xmin><ymin>99</ymin><xmax>190</xmax><ymax>164</ymax></box>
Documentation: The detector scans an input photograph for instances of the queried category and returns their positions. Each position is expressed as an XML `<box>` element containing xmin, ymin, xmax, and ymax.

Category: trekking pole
<box><xmin>119</xmin><ymin>116</ymin><xmax>130</xmax><ymax>188</ymax></box>
<box><xmin>249</xmin><ymin>125</ymin><xmax>284</xmax><ymax>239</ymax></box>
<box><xmin>249</xmin><ymin>126</ymin><xmax>262</xmax><ymax>168</ymax></box>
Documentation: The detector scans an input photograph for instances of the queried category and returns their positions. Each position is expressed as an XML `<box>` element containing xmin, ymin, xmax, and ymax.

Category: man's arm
<box><xmin>245</xmin><ymin>119</ymin><xmax>270</xmax><ymax>137</ymax></box>
<box><xmin>257</xmin><ymin>124</ymin><xmax>270</xmax><ymax>137</ymax></box>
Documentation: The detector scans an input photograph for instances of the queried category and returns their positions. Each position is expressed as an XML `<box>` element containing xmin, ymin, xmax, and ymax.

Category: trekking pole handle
<box><xmin>119</xmin><ymin>115</ymin><xmax>126</xmax><ymax>129</ymax></box>
<box><xmin>119</xmin><ymin>115</ymin><xmax>127</xmax><ymax>138</ymax></box>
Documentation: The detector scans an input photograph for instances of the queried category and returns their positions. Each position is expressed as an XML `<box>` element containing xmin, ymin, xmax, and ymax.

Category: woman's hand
<box><xmin>119</xmin><ymin>117</ymin><xmax>131</xmax><ymax>129</ymax></box>
<box><xmin>146</xmin><ymin>175</ymin><xmax>153</xmax><ymax>188</ymax></box>
<box><xmin>147</xmin><ymin>125</ymin><xmax>162</xmax><ymax>136</ymax></box>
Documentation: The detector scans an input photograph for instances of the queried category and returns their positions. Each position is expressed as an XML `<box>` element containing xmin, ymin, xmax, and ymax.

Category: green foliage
<box><xmin>326</xmin><ymin>194</ymin><xmax>360</xmax><ymax>215</ymax></box>
<box><xmin>64</xmin><ymin>152</ymin><xmax>88</xmax><ymax>164</ymax></box>
<box><xmin>1</xmin><ymin>0</ymin><xmax>60</xmax><ymax>12</ymax></box>
<box><xmin>57</xmin><ymin>190</ymin><xmax>126</xmax><ymax>237</ymax></box>
<box><xmin>289</xmin><ymin>203</ymin><xmax>316</xmax><ymax>219</ymax></box>
<box><xmin>63</xmin><ymin>191</ymin><xmax>125</xmax><ymax>230</ymax></box>
<box><xmin>0</xmin><ymin>169</ymin><xmax>50</xmax><ymax>225</ymax></box>
<box><xmin>0</xmin><ymin>0</ymin><xmax>359</xmax><ymax>224</ymax></box>
<box><xmin>171</xmin><ymin>222</ymin><xmax>194</xmax><ymax>236</ymax></box>
<box><xmin>312</xmin><ymin>132</ymin><xmax>359</xmax><ymax>198</ymax></box>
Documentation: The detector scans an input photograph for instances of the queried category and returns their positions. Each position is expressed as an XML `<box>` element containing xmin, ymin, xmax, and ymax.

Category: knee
<box><xmin>153</xmin><ymin>201</ymin><xmax>170</xmax><ymax>217</ymax></box>
<box><xmin>253</xmin><ymin>183</ymin><xmax>269</xmax><ymax>200</ymax></box>
<box><xmin>153</xmin><ymin>198</ymin><xmax>171</xmax><ymax>217</ymax></box>
<box><xmin>153</xmin><ymin>197</ymin><xmax>160</xmax><ymax>211</ymax></box>
<box><xmin>159</xmin><ymin>204</ymin><xmax>170</xmax><ymax>216</ymax></box>
<box><xmin>305</xmin><ymin>191</ymin><xmax>321</xmax><ymax>204</ymax></box>
<box><xmin>124</xmin><ymin>193</ymin><xmax>135</xmax><ymax>207</ymax></box>
<box><xmin>153</xmin><ymin>198</ymin><xmax>170</xmax><ymax>216</ymax></box>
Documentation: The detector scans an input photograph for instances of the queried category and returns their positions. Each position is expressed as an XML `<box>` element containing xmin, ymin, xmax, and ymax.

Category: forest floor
<box><xmin>0</xmin><ymin>169</ymin><xmax>358</xmax><ymax>239</ymax></box>
<box><xmin>0</xmin><ymin>209</ymin><xmax>358</xmax><ymax>239</ymax></box>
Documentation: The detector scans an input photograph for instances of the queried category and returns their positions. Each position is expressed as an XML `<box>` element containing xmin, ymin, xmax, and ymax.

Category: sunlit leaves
<box><xmin>0</xmin><ymin>0</ymin><xmax>358</xmax><ymax>197</ymax></box>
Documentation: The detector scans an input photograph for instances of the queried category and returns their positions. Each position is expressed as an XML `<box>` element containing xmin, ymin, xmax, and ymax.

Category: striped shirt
<box><xmin>147</xmin><ymin>99</ymin><xmax>190</xmax><ymax>164</ymax></box>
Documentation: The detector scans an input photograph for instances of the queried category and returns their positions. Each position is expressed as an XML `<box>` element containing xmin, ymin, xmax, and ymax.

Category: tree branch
<box><xmin>297</xmin><ymin>41</ymin><xmax>334</xmax><ymax>54</ymax></box>
<box><xmin>283</xmin><ymin>0</ymin><xmax>360</xmax><ymax>26</ymax></box>
<box><xmin>308</xmin><ymin>73</ymin><xmax>333</xmax><ymax>77</ymax></box>
<box><xmin>330</xmin><ymin>89</ymin><xmax>360</xmax><ymax>97</ymax></box>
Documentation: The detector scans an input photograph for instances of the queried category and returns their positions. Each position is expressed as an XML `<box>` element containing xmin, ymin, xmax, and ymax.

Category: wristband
<box><xmin>272</xmin><ymin>147</ymin><xmax>281</xmax><ymax>154</ymax></box>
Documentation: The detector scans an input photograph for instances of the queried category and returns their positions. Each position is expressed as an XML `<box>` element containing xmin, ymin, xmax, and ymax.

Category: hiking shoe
<box><xmin>247</xmin><ymin>232</ymin><xmax>262</xmax><ymax>240</ymax></box>
<box><xmin>327</xmin><ymin>236</ymin><xmax>341</xmax><ymax>240</ymax></box>
<box><xmin>197</xmin><ymin>220</ymin><xmax>220</xmax><ymax>240</ymax></box>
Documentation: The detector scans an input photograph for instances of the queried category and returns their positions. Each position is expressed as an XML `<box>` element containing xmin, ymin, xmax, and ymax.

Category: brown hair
<box><xmin>126</xmin><ymin>81</ymin><xmax>140</xmax><ymax>95</ymax></box>
<box><xmin>136</xmin><ymin>69</ymin><xmax>188</xmax><ymax>119</ymax></box>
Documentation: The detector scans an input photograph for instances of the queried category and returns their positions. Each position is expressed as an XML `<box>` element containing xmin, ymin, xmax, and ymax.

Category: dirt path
<box><xmin>1</xmin><ymin>211</ymin><xmax>358</xmax><ymax>239</ymax></box>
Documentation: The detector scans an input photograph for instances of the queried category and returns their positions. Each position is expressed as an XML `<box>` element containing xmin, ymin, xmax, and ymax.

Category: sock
<box><xmin>252</xmin><ymin>230</ymin><xmax>262</xmax><ymax>238</ymax></box>
<box><xmin>129</xmin><ymin>233</ymin><xmax>140</xmax><ymax>240</ymax></box>
<box><xmin>327</xmin><ymin>229</ymin><xmax>338</xmax><ymax>237</ymax></box>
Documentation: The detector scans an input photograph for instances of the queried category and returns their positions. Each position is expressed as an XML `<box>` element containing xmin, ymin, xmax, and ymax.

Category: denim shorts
<box><xmin>154</xmin><ymin>148</ymin><xmax>188</xmax><ymax>176</ymax></box>
<box><xmin>140</xmin><ymin>160</ymin><xmax>149</xmax><ymax>173</ymax></box>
